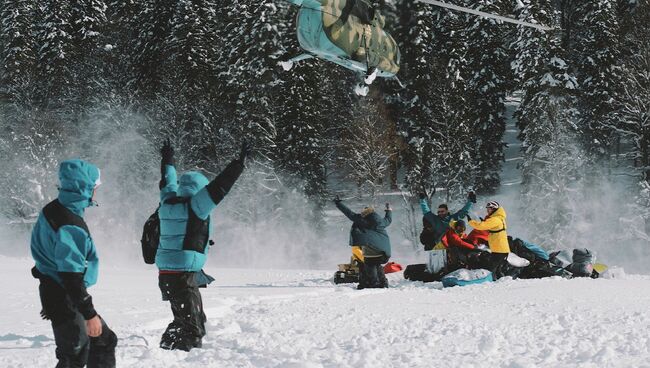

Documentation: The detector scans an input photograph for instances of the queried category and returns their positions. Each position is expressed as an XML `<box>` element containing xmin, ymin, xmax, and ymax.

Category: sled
<box><xmin>384</xmin><ymin>262</ymin><xmax>403</xmax><ymax>274</ymax></box>
<box><xmin>333</xmin><ymin>246</ymin><xmax>364</xmax><ymax>284</ymax></box>
<box><xmin>593</xmin><ymin>263</ymin><xmax>608</xmax><ymax>274</ymax></box>
<box><xmin>442</xmin><ymin>269</ymin><xmax>493</xmax><ymax>287</ymax></box>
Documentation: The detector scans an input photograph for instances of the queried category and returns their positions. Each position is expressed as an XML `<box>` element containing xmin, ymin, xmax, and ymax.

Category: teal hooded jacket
<box><xmin>156</xmin><ymin>159</ymin><xmax>244</xmax><ymax>272</ymax></box>
<box><xmin>30</xmin><ymin>159</ymin><xmax>101</xmax><ymax>287</ymax></box>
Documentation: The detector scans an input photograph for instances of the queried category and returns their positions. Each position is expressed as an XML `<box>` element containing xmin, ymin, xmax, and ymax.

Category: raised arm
<box><xmin>191</xmin><ymin>142</ymin><xmax>251</xmax><ymax>220</ymax></box>
<box><xmin>451</xmin><ymin>201</ymin><xmax>472</xmax><ymax>220</ymax></box>
<box><xmin>335</xmin><ymin>200</ymin><xmax>359</xmax><ymax>222</ymax></box>
<box><xmin>381</xmin><ymin>203</ymin><xmax>392</xmax><ymax>227</ymax></box>
<box><xmin>419</xmin><ymin>193</ymin><xmax>432</xmax><ymax>215</ymax></box>
<box><xmin>160</xmin><ymin>139</ymin><xmax>178</xmax><ymax>202</ymax></box>
<box><xmin>451</xmin><ymin>192</ymin><xmax>476</xmax><ymax>220</ymax></box>
<box><xmin>468</xmin><ymin>216</ymin><xmax>500</xmax><ymax>232</ymax></box>
<box><xmin>334</xmin><ymin>198</ymin><xmax>372</xmax><ymax>228</ymax></box>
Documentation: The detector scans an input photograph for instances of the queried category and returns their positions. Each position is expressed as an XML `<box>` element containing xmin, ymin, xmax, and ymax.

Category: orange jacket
<box><xmin>442</xmin><ymin>228</ymin><xmax>475</xmax><ymax>250</ymax></box>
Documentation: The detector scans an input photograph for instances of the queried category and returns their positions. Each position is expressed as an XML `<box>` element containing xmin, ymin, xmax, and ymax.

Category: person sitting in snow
<box><xmin>334</xmin><ymin>197</ymin><xmax>392</xmax><ymax>289</ymax></box>
<box><xmin>419</xmin><ymin>191</ymin><xmax>476</xmax><ymax>250</ymax></box>
<box><xmin>30</xmin><ymin>159</ymin><xmax>117</xmax><ymax>368</ymax></box>
<box><xmin>467</xmin><ymin>201</ymin><xmax>511</xmax><ymax>279</ymax></box>
<box><xmin>442</xmin><ymin>220</ymin><xmax>484</xmax><ymax>270</ymax></box>
<box><xmin>442</xmin><ymin>220</ymin><xmax>476</xmax><ymax>251</ymax></box>
<box><xmin>156</xmin><ymin>139</ymin><xmax>250</xmax><ymax>351</ymax></box>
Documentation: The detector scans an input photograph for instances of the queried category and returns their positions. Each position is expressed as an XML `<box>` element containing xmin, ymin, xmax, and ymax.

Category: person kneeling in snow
<box><xmin>156</xmin><ymin>139</ymin><xmax>250</xmax><ymax>351</ymax></box>
<box><xmin>30</xmin><ymin>159</ymin><xmax>117</xmax><ymax>368</ymax></box>
<box><xmin>334</xmin><ymin>197</ymin><xmax>392</xmax><ymax>289</ymax></box>
<box><xmin>468</xmin><ymin>201</ymin><xmax>511</xmax><ymax>279</ymax></box>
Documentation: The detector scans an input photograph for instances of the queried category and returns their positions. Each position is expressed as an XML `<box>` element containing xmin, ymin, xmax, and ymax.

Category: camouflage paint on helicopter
<box><xmin>285</xmin><ymin>0</ymin><xmax>400</xmax><ymax>79</ymax></box>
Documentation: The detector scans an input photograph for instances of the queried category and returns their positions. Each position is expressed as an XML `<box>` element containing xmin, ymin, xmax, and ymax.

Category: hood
<box><xmin>364</xmin><ymin>212</ymin><xmax>383</xmax><ymax>226</ymax></box>
<box><xmin>490</xmin><ymin>206</ymin><xmax>507</xmax><ymax>220</ymax></box>
<box><xmin>177</xmin><ymin>171</ymin><xmax>209</xmax><ymax>197</ymax></box>
<box><xmin>57</xmin><ymin>159</ymin><xmax>101</xmax><ymax>216</ymax></box>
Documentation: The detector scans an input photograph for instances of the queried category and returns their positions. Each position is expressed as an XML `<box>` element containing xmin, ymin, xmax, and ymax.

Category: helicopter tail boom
<box><xmin>418</xmin><ymin>0</ymin><xmax>553</xmax><ymax>31</ymax></box>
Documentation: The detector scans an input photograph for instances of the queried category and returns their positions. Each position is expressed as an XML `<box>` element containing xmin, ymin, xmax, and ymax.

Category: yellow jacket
<box><xmin>468</xmin><ymin>207</ymin><xmax>510</xmax><ymax>254</ymax></box>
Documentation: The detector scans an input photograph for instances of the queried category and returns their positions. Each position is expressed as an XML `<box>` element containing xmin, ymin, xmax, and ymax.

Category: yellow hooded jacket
<box><xmin>468</xmin><ymin>207</ymin><xmax>510</xmax><ymax>254</ymax></box>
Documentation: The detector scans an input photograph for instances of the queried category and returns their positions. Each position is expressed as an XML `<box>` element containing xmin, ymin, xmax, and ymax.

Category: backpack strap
<box><xmin>488</xmin><ymin>218</ymin><xmax>506</xmax><ymax>234</ymax></box>
<box><xmin>42</xmin><ymin>200</ymin><xmax>90</xmax><ymax>234</ymax></box>
<box><xmin>162</xmin><ymin>196</ymin><xmax>211</xmax><ymax>253</ymax></box>
<box><xmin>164</xmin><ymin>196</ymin><xmax>190</xmax><ymax>205</ymax></box>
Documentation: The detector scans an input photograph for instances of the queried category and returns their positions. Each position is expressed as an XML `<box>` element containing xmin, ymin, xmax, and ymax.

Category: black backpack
<box><xmin>141</xmin><ymin>208</ymin><xmax>160</xmax><ymax>264</ymax></box>
<box><xmin>419</xmin><ymin>217</ymin><xmax>436</xmax><ymax>251</ymax></box>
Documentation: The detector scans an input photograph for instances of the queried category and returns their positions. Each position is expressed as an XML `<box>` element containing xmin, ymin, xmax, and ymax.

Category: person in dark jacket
<box><xmin>156</xmin><ymin>139</ymin><xmax>250</xmax><ymax>351</ymax></box>
<box><xmin>334</xmin><ymin>197</ymin><xmax>392</xmax><ymax>289</ymax></box>
<box><xmin>30</xmin><ymin>159</ymin><xmax>117</xmax><ymax>368</ymax></box>
<box><xmin>419</xmin><ymin>192</ymin><xmax>476</xmax><ymax>250</ymax></box>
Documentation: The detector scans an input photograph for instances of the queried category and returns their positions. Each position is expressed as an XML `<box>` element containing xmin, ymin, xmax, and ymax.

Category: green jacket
<box><xmin>421</xmin><ymin>199</ymin><xmax>472</xmax><ymax>245</ymax></box>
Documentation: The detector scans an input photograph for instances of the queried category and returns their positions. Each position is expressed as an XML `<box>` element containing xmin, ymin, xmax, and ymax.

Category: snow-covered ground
<box><xmin>2</xmin><ymin>256</ymin><xmax>650</xmax><ymax>368</ymax></box>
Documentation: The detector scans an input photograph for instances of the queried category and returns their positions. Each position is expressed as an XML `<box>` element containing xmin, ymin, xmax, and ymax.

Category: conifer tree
<box><xmin>514</xmin><ymin>0</ymin><xmax>583</xmax><ymax>244</ymax></box>
<box><xmin>1</xmin><ymin>0</ymin><xmax>36</xmax><ymax>98</ymax></box>
<box><xmin>463</xmin><ymin>0</ymin><xmax>515</xmax><ymax>194</ymax></box>
<box><xmin>573</xmin><ymin>0</ymin><xmax>624</xmax><ymax>158</ymax></box>
<box><xmin>36</xmin><ymin>0</ymin><xmax>74</xmax><ymax>105</ymax></box>
<box><xmin>132</xmin><ymin>0</ymin><xmax>176</xmax><ymax>96</ymax></box>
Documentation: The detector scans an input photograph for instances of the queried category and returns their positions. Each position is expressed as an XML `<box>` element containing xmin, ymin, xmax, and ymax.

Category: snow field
<box><xmin>1</xmin><ymin>257</ymin><xmax>650</xmax><ymax>368</ymax></box>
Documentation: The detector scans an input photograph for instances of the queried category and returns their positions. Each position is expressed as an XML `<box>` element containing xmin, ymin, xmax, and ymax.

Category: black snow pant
<box><xmin>358</xmin><ymin>248</ymin><xmax>388</xmax><ymax>289</ymax></box>
<box><xmin>37</xmin><ymin>277</ymin><xmax>117</xmax><ymax>368</ymax></box>
<box><xmin>158</xmin><ymin>272</ymin><xmax>207</xmax><ymax>351</ymax></box>
<box><xmin>486</xmin><ymin>253</ymin><xmax>509</xmax><ymax>280</ymax></box>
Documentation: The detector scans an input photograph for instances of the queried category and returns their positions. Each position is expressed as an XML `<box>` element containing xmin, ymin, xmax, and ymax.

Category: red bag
<box><xmin>383</xmin><ymin>262</ymin><xmax>403</xmax><ymax>274</ymax></box>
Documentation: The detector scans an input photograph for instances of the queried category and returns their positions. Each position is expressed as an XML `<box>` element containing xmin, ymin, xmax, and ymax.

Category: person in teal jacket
<box><xmin>334</xmin><ymin>197</ymin><xmax>392</xmax><ymax>289</ymax></box>
<box><xmin>30</xmin><ymin>159</ymin><xmax>117</xmax><ymax>368</ymax></box>
<box><xmin>156</xmin><ymin>139</ymin><xmax>250</xmax><ymax>351</ymax></box>
<box><xmin>419</xmin><ymin>191</ymin><xmax>476</xmax><ymax>250</ymax></box>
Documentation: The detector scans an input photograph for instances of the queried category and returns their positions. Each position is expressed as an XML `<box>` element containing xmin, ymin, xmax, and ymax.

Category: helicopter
<box><xmin>280</xmin><ymin>0</ymin><xmax>552</xmax><ymax>95</ymax></box>
<box><xmin>280</xmin><ymin>0</ymin><xmax>401</xmax><ymax>96</ymax></box>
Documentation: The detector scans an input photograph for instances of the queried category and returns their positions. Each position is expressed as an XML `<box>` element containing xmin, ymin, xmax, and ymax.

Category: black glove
<box><xmin>239</xmin><ymin>140</ymin><xmax>252</xmax><ymax>162</ymax></box>
<box><xmin>466</xmin><ymin>214</ymin><xmax>472</xmax><ymax>221</ymax></box>
<box><xmin>333</xmin><ymin>195</ymin><xmax>342</xmax><ymax>204</ymax></box>
<box><xmin>385</xmin><ymin>203</ymin><xmax>392</xmax><ymax>211</ymax></box>
<box><xmin>418</xmin><ymin>192</ymin><xmax>427</xmax><ymax>200</ymax></box>
<box><xmin>161</xmin><ymin>138</ymin><xmax>174</xmax><ymax>164</ymax></box>
<box><xmin>468</xmin><ymin>191</ymin><xmax>477</xmax><ymax>204</ymax></box>
<box><xmin>479</xmin><ymin>217</ymin><xmax>484</xmax><ymax>222</ymax></box>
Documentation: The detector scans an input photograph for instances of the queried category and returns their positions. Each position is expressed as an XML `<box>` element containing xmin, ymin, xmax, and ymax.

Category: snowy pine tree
<box><xmin>396</xmin><ymin>0</ymin><xmax>475</xmax><ymax>201</ymax></box>
<box><xmin>615</xmin><ymin>0</ymin><xmax>650</xmax><ymax>237</ymax></box>
<box><xmin>132</xmin><ymin>0</ymin><xmax>176</xmax><ymax>96</ymax></box>
<box><xmin>514</xmin><ymin>0</ymin><xmax>583</xmax><ymax>245</ymax></box>
<box><xmin>463</xmin><ymin>0</ymin><xmax>515</xmax><ymax>194</ymax></box>
<box><xmin>573</xmin><ymin>0</ymin><xmax>624</xmax><ymax>158</ymax></box>
<box><xmin>36</xmin><ymin>0</ymin><xmax>74</xmax><ymax>104</ymax></box>
<box><xmin>339</xmin><ymin>94</ymin><xmax>397</xmax><ymax>201</ymax></box>
<box><xmin>1</xmin><ymin>0</ymin><xmax>36</xmax><ymax>99</ymax></box>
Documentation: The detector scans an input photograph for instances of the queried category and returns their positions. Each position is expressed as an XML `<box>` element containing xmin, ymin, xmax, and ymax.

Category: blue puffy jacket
<box><xmin>335</xmin><ymin>202</ymin><xmax>392</xmax><ymax>258</ymax></box>
<box><xmin>155</xmin><ymin>160</ymin><xmax>244</xmax><ymax>272</ymax></box>
<box><xmin>30</xmin><ymin>159</ymin><xmax>101</xmax><ymax>288</ymax></box>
